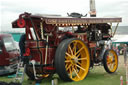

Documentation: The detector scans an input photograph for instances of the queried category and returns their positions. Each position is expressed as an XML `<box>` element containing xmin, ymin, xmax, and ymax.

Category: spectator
<box><xmin>123</xmin><ymin>44</ymin><xmax>128</xmax><ymax>65</ymax></box>
<box><xmin>19</xmin><ymin>34</ymin><xmax>26</xmax><ymax>56</ymax></box>
<box><xmin>113</xmin><ymin>45</ymin><xmax>119</xmax><ymax>56</ymax></box>
<box><xmin>115</xmin><ymin>46</ymin><xmax>119</xmax><ymax>56</ymax></box>
<box><xmin>105</xmin><ymin>45</ymin><xmax>109</xmax><ymax>49</ymax></box>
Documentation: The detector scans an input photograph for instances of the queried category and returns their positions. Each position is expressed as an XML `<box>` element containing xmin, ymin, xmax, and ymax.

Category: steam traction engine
<box><xmin>12</xmin><ymin>12</ymin><xmax>121</xmax><ymax>81</ymax></box>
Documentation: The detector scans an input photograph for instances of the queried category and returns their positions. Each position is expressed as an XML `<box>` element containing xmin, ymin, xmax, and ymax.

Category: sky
<box><xmin>0</xmin><ymin>0</ymin><xmax>128</xmax><ymax>32</ymax></box>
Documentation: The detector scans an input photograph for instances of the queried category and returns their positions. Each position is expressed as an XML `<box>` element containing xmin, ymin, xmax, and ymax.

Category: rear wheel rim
<box><xmin>65</xmin><ymin>40</ymin><xmax>90</xmax><ymax>81</ymax></box>
<box><xmin>106</xmin><ymin>50</ymin><xmax>118</xmax><ymax>72</ymax></box>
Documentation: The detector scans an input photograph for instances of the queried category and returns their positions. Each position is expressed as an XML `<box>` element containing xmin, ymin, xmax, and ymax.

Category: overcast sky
<box><xmin>0</xmin><ymin>0</ymin><xmax>128</xmax><ymax>32</ymax></box>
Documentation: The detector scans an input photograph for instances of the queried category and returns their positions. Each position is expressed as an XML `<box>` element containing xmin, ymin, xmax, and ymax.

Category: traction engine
<box><xmin>12</xmin><ymin>12</ymin><xmax>121</xmax><ymax>81</ymax></box>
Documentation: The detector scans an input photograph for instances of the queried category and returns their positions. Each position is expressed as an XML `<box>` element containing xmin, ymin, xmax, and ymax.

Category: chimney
<box><xmin>90</xmin><ymin>0</ymin><xmax>96</xmax><ymax>17</ymax></box>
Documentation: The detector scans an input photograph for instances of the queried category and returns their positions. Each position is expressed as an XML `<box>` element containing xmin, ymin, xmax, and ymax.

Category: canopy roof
<box><xmin>30</xmin><ymin>14</ymin><xmax>122</xmax><ymax>25</ymax></box>
<box><xmin>12</xmin><ymin>13</ymin><xmax>122</xmax><ymax>28</ymax></box>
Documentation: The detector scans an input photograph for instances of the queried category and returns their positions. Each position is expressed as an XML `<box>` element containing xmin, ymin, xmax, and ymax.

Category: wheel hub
<box><xmin>73</xmin><ymin>57</ymin><xmax>78</xmax><ymax>63</ymax></box>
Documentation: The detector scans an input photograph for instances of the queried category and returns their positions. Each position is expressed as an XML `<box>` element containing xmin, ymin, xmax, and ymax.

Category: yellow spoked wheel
<box><xmin>55</xmin><ymin>38</ymin><xmax>90</xmax><ymax>81</ymax></box>
<box><xmin>103</xmin><ymin>49</ymin><xmax>118</xmax><ymax>73</ymax></box>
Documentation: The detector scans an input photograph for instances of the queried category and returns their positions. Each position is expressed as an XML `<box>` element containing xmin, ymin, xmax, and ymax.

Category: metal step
<box><xmin>14</xmin><ymin>61</ymin><xmax>26</xmax><ymax>84</ymax></box>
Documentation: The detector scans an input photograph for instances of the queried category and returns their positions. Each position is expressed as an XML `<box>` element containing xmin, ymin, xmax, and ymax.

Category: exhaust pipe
<box><xmin>90</xmin><ymin>0</ymin><xmax>96</xmax><ymax>17</ymax></box>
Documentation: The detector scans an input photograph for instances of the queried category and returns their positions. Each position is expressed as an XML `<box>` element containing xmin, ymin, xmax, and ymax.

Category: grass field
<box><xmin>0</xmin><ymin>56</ymin><xmax>126</xmax><ymax>85</ymax></box>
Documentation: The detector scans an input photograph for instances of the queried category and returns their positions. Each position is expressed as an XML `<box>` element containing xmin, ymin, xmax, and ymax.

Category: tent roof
<box><xmin>112</xmin><ymin>35</ymin><xmax>128</xmax><ymax>44</ymax></box>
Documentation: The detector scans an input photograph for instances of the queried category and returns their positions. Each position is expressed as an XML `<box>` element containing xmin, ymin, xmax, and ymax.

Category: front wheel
<box><xmin>55</xmin><ymin>38</ymin><xmax>90</xmax><ymax>81</ymax></box>
<box><xmin>103</xmin><ymin>49</ymin><xmax>118</xmax><ymax>73</ymax></box>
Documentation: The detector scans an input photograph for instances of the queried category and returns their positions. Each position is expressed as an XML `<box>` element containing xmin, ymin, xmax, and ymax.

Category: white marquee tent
<box><xmin>112</xmin><ymin>35</ymin><xmax>128</xmax><ymax>44</ymax></box>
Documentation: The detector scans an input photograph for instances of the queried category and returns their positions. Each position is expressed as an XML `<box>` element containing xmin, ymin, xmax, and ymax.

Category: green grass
<box><xmin>0</xmin><ymin>56</ymin><xmax>126</xmax><ymax>85</ymax></box>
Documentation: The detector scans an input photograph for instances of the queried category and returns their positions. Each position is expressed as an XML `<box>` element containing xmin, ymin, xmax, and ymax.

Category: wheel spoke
<box><xmin>65</xmin><ymin>60</ymin><xmax>72</xmax><ymax>63</ymax></box>
<box><xmin>107</xmin><ymin>62</ymin><xmax>111</xmax><ymax>65</ymax></box>
<box><xmin>73</xmin><ymin>42</ymin><xmax>77</xmax><ymax>54</ymax></box>
<box><xmin>76</xmin><ymin>53</ymin><xmax>81</xmax><ymax>58</ymax></box>
<box><xmin>107</xmin><ymin>57</ymin><xmax>113</xmax><ymax>64</ymax></box>
<box><xmin>66</xmin><ymin>52</ymin><xmax>72</xmax><ymax>58</ymax></box>
<box><xmin>110</xmin><ymin>64</ymin><xmax>114</xmax><ymax>70</ymax></box>
<box><xmin>111</xmin><ymin>60</ymin><xmax>115</xmax><ymax>63</ymax></box>
<box><xmin>66</xmin><ymin>64</ymin><xmax>72</xmax><ymax>71</ymax></box>
<box><xmin>110</xmin><ymin>54</ymin><xmax>114</xmax><ymax>58</ymax></box>
<box><xmin>75</xmin><ymin>47</ymin><xmax>84</xmax><ymax>55</ymax></box>
<box><xmin>69</xmin><ymin>67</ymin><xmax>72</xmax><ymax>79</ymax></box>
<box><xmin>65</xmin><ymin>63</ymin><xmax>68</xmax><ymax>68</ymax></box>
<box><xmin>113</xmin><ymin>63</ymin><xmax>116</xmax><ymax>67</ymax></box>
<box><xmin>74</xmin><ymin>65</ymin><xmax>78</xmax><ymax>72</ymax></box>
<box><xmin>77</xmin><ymin>61</ymin><xmax>81</xmax><ymax>65</ymax></box>
<box><xmin>69</xmin><ymin>45</ymin><xmax>73</xmax><ymax>56</ymax></box>
<box><xmin>73</xmin><ymin>68</ymin><xmax>80</xmax><ymax>79</ymax></box>
<box><xmin>77</xmin><ymin>58</ymin><xmax>87</xmax><ymax>61</ymax></box>
<box><xmin>75</xmin><ymin>64</ymin><xmax>85</xmax><ymax>71</ymax></box>
<box><xmin>107</xmin><ymin>59</ymin><xmax>111</xmax><ymax>64</ymax></box>
<box><xmin>112</xmin><ymin>64</ymin><xmax>114</xmax><ymax>69</ymax></box>
<box><xmin>109</xmin><ymin>63</ymin><xmax>112</xmax><ymax>69</ymax></box>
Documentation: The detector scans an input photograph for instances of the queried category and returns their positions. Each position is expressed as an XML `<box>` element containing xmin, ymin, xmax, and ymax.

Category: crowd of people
<box><xmin>113</xmin><ymin>44</ymin><xmax>128</xmax><ymax>65</ymax></box>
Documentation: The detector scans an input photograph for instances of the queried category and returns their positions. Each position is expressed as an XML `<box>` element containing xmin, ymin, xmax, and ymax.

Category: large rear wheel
<box><xmin>55</xmin><ymin>38</ymin><xmax>90</xmax><ymax>81</ymax></box>
<box><xmin>103</xmin><ymin>49</ymin><xmax>118</xmax><ymax>73</ymax></box>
